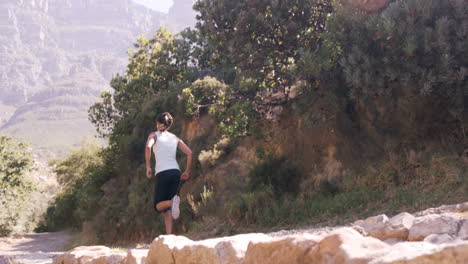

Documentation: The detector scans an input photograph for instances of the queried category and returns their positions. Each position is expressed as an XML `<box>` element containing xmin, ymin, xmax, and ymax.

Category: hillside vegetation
<box><xmin>41</xmin><ymin>0</ymin><xmax>467</xmax><ymax>245</ymax></box>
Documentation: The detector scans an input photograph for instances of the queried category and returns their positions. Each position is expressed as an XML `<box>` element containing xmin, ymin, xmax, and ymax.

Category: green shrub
<box><xmin>0</xmin><ymin>134</ymin><xmax>33</xmax><ymax>236</ymax></box>
<box><xmin>182</xmin><ymin>77</ymin><xmax>227</xmax><ymax>116</ymax></box>
<box><xmin>327</xmin><ymin>0</ymin><xmax>466</xmax><ymax>115</ymax></box>
<box><xmin>40</xmin><ymin>142</ymin><xmax>106</xmax><ymax>231</ymax></box>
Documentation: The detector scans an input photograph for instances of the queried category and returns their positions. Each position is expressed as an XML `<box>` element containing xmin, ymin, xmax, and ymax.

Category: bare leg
<box><xmin>164</xmin><ymin>210</ymin><xmax>173</xmax><ymax>234</ymax></box>
<box><xmin>156</xmin><ymin>200</ymin><xmax>173</xmax><ymax>234</ymax></box>
<box><xmin>156</xmin><ymin>200</ymin><xmax>171</xmax><ymax>211</ymax></box>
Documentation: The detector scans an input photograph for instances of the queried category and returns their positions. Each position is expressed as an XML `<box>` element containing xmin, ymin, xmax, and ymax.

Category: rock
<box><xmin>423</xmin><ymin>234</ymin><xmax>455</xmax><ymax>244</ymax></box>
<box><xmin>385</xmin><ymin>212</ymin><xmax>415</xmax><ymax>240</ymax></box>
<box><xmin>244</xmin><ymin>234</ymin><xmax>321</xmax><ymax>264</ymax></box>
<box><xmin>351</xmin><ymin>225</ymin><xmax>367</xmax><ymax>236</ymax></box>
<box><xmin>383</xmin><ymin>238</ymin><xmax>404</xmax><ymax>245</ymax></box>
<box><xmin>457</xmin><ymin>202</ymin><xmax>468</xmax><ymax>212</ymax></box>
<box><xmin>306</xmin><ymin>228</ymin><xmax>389</xmax><ymax>264</ymax></box>
<box><xmin>126</xmin><ymin>249</ymin><xmax>148</xmax><ymax>264</ymax></box>
<box><xmin>354</xmin><ymin>212</ymin><xmax>415</xmax><ymax>241</ymax></box>
<box><xmin>342</xmin><ymin>0</ymin><xmax>391</xmax><ymax>12</ymax></box>
<box><xmin>408</xmin><ymin>214</ymin><xmax>460</xmax><ymax>241</ymax></box>
<box><xmin>458</xmin><ymin>220</ymin><xmax>468</xmax><ymax>240</ymax></box>
<box><xmin>147</xmin><ymin>233</ymin><xmax>272</xmax><ymax>264</ymax></box>
<box><xmin>371</xmin><ymin>241</ymin><xmax>468</xmax><ymax>263</ymax></box>
<box><xmin>52</xmin><ymin>246</ymin><xmax>127</xmax><ymax>264</ymax></box>
<box><xmin>353</xmin><ymin>214</ymin><xmax>389</xmax><ymax>240</ymax></box>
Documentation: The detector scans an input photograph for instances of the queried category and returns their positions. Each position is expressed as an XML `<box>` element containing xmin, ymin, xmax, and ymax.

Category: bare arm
<box><xmin>145</xmin><ymin>133</ymin><xmax>156</xmax><ymax>179</ymax></box>
<box><xmin>178</xmin><ymin>139</ymin><xmax>192</xmax><ymax>180</ymax></box>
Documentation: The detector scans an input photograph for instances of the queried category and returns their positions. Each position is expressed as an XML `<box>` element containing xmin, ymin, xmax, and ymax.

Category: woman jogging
<box><xmin>145</xmin><ymin>112</ymin><xmax>192</xmax><ymax>234</ymax></box>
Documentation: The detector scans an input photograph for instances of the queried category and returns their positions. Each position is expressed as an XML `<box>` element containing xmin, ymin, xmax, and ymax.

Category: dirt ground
<box><xmin>0</xmin><ymin>232</ymin><xmax>70</xmax><ymax>264</ymax></box>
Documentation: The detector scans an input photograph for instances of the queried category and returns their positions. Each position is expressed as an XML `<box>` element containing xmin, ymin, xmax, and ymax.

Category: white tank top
<box><xmin>153</xmin><ymin>131</ymin><xmax>180</xmax><ymax>174</ymax></box>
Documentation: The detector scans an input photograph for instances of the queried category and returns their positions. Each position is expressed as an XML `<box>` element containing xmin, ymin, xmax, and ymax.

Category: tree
<box><xmin>194</xmin><ymin>0</ymin><xmax>333</xmax><ymax>92</ymax></box>
<box><xmin>89</xmin><ymin>28</ymin><xmax>206</xmax><ymax>136</ymax></box>
<box><xmin>43</xmin><ymin>141</ymin><xmax>106</xmax><ymax>230</ymax></box>
<box><xmin>0</xmin><ymin>134</ymin><xmax>33</xmax><ymax>236</ymax></box>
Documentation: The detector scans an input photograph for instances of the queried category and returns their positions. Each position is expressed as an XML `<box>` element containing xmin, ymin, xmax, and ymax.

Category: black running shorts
<box><xmin>153</xmin><ymin>169</ymin><xmax>181</xmax><ymax>212</ymax></box>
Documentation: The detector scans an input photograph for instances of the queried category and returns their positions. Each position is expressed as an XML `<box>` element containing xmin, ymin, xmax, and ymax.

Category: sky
<box><xmin>132</xmin><ymin>0</ymin><xmax>174</xmax><ymax>13</ymax></box>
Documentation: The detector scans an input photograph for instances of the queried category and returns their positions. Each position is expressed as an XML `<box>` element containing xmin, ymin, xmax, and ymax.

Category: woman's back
<box><xmin>153</xmin><ymin>131</ymin><xmax>180</xmax><ymax>174</ymax></box>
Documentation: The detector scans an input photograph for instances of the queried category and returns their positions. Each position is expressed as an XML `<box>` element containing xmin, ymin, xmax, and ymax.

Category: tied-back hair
<box><xmin>157</xmin><ymin>112</ymin><xmax>173</xmax><ymax>131</ymax></box>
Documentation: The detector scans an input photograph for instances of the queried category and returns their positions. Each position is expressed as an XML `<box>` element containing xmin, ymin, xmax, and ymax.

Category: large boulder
<box><xmin>458</xmin><ymin>220</ymin><xmax>468</xmax><ymax>240</ymax></box>
<box><xmin>52</xmin><ymin>246</ymin><xmax>127</xmax><ymax>264</ymax></box>
<box><xmin>354</xmin><ymin>214</ymin><xmax>389</xmax><ymax>240</ymax></box>
<box><xmin>146</xmin><ymin>233</ymin><xmax>272</xmax><ymax>264</ymax></box>
<box><xmin>372</xmin><ymin>241</ymin><xmax>468</xmax><ymax>263</ymax></box>
<box><xmin>126</xmin><ymin>249</ymin><xmax>148</xmax><ymax>264</ymax></box>
<box><xmin>386</xmin><ymin>212</ymin><xmax>415</xmax><ymax>240</ymax></box>
<box><xmin>408</xmin><ymin>214</ymin><xmax>460</xmax><ymax>241</ymax></box>
<box><xmin>305</xmin><ymin>228</ymin><xmax>389</xmax><ymax>264</ymax></box>
<box><xmin>354</xmin><ymin>212</ymin><xmax>414</xmax><ymax>241</ymax></box>
<box><xmin>423</xmin><ymin>234</ymin><xmax>455</xmax><ymax>244</ymax></box>
<box><xmin>244</xmin><ymin>234</ymin><xmax>322</xmax><ymax>264</ymax></box>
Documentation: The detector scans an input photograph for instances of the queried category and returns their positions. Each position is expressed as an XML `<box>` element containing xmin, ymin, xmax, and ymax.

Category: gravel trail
<box><xmin>0</xmin><ymin>232</ymin><xmax>70</xmax><ymax>264</ymax></box>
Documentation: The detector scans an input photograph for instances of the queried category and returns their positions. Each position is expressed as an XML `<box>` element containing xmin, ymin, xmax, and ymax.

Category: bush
<box><xmin>181</xmin><ymin>77</ymin><xmax>227</xmax><ymax>116</ymax></box>
<box><xmin>40</xmin><ymin>142</ymin><xmax>105</xmax><ymax>231</ymax></box>
<box><xmin>327</xmin><ymin>0</ymin><xmax>466</xmax><ymax>115</ymax></box>
<box><xmin>0</xmin><ymin>134</ymin><xmax>33</xmax><ymax>236</ymax></box>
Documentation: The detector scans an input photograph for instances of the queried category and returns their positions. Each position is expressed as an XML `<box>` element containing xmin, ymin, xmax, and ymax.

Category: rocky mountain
<box><xmin>166</xmin><ymin>0</ymin><xmax>197</xmax><ymax>32</ymax></box>
<box><xmin>0</xmin><ymin>0</ymin><xmax>195</xmax><ymax>156</ymax></box>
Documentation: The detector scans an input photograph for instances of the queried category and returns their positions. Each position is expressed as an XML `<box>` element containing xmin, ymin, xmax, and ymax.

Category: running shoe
<box><xmin>171</xmin><ymin>195</ymin><xmax>180</xmax><ymax>219</ymax></box>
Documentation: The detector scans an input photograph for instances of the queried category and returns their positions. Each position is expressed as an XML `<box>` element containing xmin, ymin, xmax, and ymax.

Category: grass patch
<box><xmin>184</xmin><ymin>152</ymin><xmax>468</xmax><ymax>240</ymax></box>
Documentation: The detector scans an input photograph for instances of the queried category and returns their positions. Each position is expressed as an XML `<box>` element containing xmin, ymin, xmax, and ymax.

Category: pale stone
<box><xmin>353</xmin><ymin>214</ymin><xmax>389</xmax><ymax>240</ymax></box>
<box><xmin>371</xmin><ymin>241</ymin><xmax>468</xmax><ymax>263</ymax></box>
<box><xmin>351</xmin><ymin>225</ymin><xmax>367</xmax><ymax>236</ymax></box>
<box><xmin>126</xmin><ymin>249</ymin><xmax>148</xmax><ymax>264</ymax></box>
<box><xmin>146</xmin><ymin>233</ymin><xmax>272</xmax><ymax>264</ymax></box>
<box><xmin>383</xmin><ymin>238</ymin><xmax>404</xmax><ymax>245</ymax></box>
<box><xmin>408</xmin><ymin>214</ymin><xmax>460</xmax><ymax>241</ymax></box>
<box><xmin>305</xmin><ymin>228</ymin><xmax>389</xmax><ymax>264</ymax></box>
<box><xmin>244</xmin><ymin>234</ymin><xmax>321</xmax><ymax>264</ymax></box>
<box><xmin>354</xmin><ymin>212</ymin><xmax>415</xmax><ymax>241</ymax></box>
<box><xmin>456</xmin><ymin>202</ymin><xmax>468</xmax><ymax>212</ymax></box>
<box><xmin>384</xmin><ymin>212</ymin><xmax>415</xmax><ymax>241</ymax></box>
<box><xmin>458</xmin><ymin>220</ymin><xmax>468</xmax><ymax>240</ymax></box>
<box><xmin>147</xmin><ymin>236</ymin><xmax>190</xmax><ymax>264</ymax></box>
<box><xmin>423</xmin><ymin>234</ymin><xmax>455</xmax><ymax>244</ymax></box>
<box><xmin>52</xmin><ymin>246</ymin><xmax>127</xmax><ymax>264</ymax></box>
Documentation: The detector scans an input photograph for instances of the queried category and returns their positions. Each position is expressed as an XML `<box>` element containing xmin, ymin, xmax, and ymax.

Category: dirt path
<box><xmin>0</xmin><ymin>232</ymin><xmax>71</xmax><ymax>264</ymax></box>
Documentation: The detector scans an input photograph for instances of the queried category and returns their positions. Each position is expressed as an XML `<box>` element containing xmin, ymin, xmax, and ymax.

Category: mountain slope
<box><xmin>0</xmin><ymin>0</ymin><xmax>195</xmax><ymax>156</ymax></box>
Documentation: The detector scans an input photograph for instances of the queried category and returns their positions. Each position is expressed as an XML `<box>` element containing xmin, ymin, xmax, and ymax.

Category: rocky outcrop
<box><xmin>55</xmin><ymin>201</ymin><xmax>468</xmax><ymax>264</ymax></box>
<box><xmin>459</xmin><ymin>220</ymin><xmax>468</xmax><ymax>240</ymax></box>
<box><xmin>353</xmin><ymin>202</ymin><xmax>468</xmax><ymax>243</ymax></box>
<box><xmin>371</xmin><ymin>241</ymin><xmax>468</xmax><ymax>264</ymax></box>
<box><xmin>353</xmin><ymin>212</ymin><xmax>415</xmax><ymax>241</ymax></box>
<box><xmin>147</xmin><ymin>233</ymin><xmax>272</xmax><ymax>264</ymax></box>
<box><xmin>408</xmin><ymin>214</ymin><xmax>460</xmax><ymax>241</ymax></box>
<box><xmin>126</xmin><ymin>249</ymin><xmax>148</xmax><ymax>264</ymax></box>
